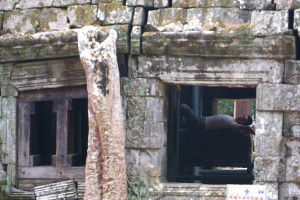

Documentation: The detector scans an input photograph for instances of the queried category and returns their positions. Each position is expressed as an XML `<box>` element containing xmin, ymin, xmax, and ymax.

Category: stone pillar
<box><xmin>77</xmin><ymin>26</ymin><xmax>127</xmax><ymax>200</ymax></box>
<box><xmin>256</xmin><ymin>83</ymin><xmax>300</xmax><ymax>200</ymax></box>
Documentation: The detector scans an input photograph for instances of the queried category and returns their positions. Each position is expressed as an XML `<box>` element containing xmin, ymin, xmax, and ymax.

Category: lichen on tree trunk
<box><xmin>77</xmin><ymin>26</ymin><xmax>128</xmax><ymax>200</ymax></box>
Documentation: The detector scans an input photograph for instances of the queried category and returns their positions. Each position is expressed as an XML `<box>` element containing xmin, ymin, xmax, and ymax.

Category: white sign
<box><xmin>227</xmin><ymin>184</ymin><xmax>266</xmax><ymax>200</ymax></box>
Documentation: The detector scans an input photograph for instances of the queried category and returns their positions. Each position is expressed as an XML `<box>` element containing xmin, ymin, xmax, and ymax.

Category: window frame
<box><xmin>167</xmin><ymin>85</ymin><xmax>256</xmax><ymax>184</ymax></box>
<box><xmin>17</xmin><ymin>86</ymin><xmax>88</xmax><ymax>190</ymax></box>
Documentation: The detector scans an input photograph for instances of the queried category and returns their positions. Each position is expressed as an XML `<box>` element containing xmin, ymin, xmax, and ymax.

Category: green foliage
<box><xmin>127</xmin><ymin>177</ymin><xmax>149</xmax><ymax>200</ymax></box>
<box><xmin>217</xmin><ymin>100</ymin><xmax>234</xmax><ymax>116</ymax></box>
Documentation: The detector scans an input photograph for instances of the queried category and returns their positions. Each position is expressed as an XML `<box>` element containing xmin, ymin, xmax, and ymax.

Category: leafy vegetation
<box><xmin>127</xmin><ymin>177</ymin><xmax>149</xmax><ymax>200</ymax></box>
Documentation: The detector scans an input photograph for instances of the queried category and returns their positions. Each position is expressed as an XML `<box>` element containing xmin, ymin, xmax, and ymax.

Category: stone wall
<box><xmin>0</xmin><ymin>0</ymin><xmax>300</xmax><ymax>199</ymax></box>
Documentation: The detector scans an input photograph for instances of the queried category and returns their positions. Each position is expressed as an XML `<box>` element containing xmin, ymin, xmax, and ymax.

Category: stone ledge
<box><xmin>0</xmin><ymin>25</ymin><xmax>129</xmax><ymax>63</ymax></box>
<box><xmin>142</xmin><ymin>32</ymin><xmax>296</xmax><ymax>59</ymax></box>
<box><xmin>149</xmin><ymin>183</ymin><xmax>226</xmax><ymax>199</ymax></box>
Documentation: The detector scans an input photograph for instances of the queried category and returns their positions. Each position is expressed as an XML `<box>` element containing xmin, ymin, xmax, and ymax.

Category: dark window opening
<box><xmin>30</xmin><ymin>101</ymin><xmax>56</xmax><ymax>166</ymax></box>
<box><xmin>68</xmin><ymin>98</ymin><xmax>88</xmax><ymax>166</ymax></box>
<box><xmin>167</xmin><ymin>85</ymin><xmax>256</xmax><ymax>184</ymax></box>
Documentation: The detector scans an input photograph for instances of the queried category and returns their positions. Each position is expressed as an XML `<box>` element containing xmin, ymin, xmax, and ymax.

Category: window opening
<box><xmin>30</xmin><ymin>101</ymin><xmax>56</xmax><ymax>166</ymax></box>
<box><xmin>68</xmin><ymin>98</ymin><xmax>88</xmax><ymax>166</ymax></box>
<box><xmin>167</xmin><ymin>85</ymin><xmax>256</xmax><ymax>184</ymax></box>
<box><xmin>17</xmin><ymin>86</ymin><xmax>88</xmax><ymax>190</ymax></box>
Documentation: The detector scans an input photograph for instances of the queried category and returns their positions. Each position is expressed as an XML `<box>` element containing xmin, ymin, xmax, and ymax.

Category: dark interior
<box><xmin>168</xmin><ymin>85</ymin><xmax>256</xmax><ymax>184</ymax></box>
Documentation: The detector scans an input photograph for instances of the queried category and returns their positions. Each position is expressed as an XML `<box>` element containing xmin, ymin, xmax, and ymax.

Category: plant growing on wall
<box><xmin>127</xmin><ymin>177</ymin><xmax>149</xmax><ymax>200</ymax></box>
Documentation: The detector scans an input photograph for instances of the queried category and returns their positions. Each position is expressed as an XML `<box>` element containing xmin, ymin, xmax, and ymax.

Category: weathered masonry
<box><xmin>0</xmin><ymin>0</ymin><xmax>299</xmax><ymax>199</ymax></box>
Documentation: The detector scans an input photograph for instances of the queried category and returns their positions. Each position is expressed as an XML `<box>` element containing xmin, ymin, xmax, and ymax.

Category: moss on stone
<box><xmin>106</xmin><ymin>2</ymin><xmax>126</xmax><ymax>12</ymax></box>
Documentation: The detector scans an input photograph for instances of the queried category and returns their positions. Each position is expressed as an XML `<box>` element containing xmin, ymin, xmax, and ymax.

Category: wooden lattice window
<box><xmin>17</xmin><ymin>86</ymin><xmax>88</xmax><ymax>190</ymax></box>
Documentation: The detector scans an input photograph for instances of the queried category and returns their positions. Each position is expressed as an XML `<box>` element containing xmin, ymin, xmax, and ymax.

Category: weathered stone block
<box><xmin>92</xmin><ymin>0</ymin><xmax>123</xmax><ymax>3</ymax></box>
<box><xmin>286</xmin><ymin>140</ymin><xmax>300</xmax><ymax>157</ymax></box>
<box><xmin>250</xmin><ymin>10</ymin><xmax>289</xmax><ymax>36</ymax></box>
<box><xmin>16</xmin><ymin>0</ymin><xmax>52</xmax><ymax>9</ymax></box>
<box><xmin>98</xmin><ymin>2</ymin><xmax>133</xmax><ymax>25</ymax></box>
<box><xmin>127</xmin><ymin>97</ymin><xmax>167</xmax><ymax>121</ymax></box>
<box><xmin>257</xmin><ymin>84</ymin><xmax>300</xmax><ymax>111</ymax></box>
<box><xmin>0</xmin><ymin>143</ymin><xmax>8</xmax><ymax>164</ymax></box>
<box><xmin>294</xmin><ymin>9</ymin><xmax>300</xmax><ymax>35</ymax></box>
<box><xmin>279</xmin><ymin>183</ymin><xmax>300</xmax><ymax>199</ymax></box>
<box><xmin>0</xmin><ymin>118</ymin><xmax>7</xmax><ymax>145</ymax></box>
<box><xmin>6</xmin><ymin>96</ymin><xmax>17</xmax><ymax>120</ymax></box>
<box><xmin>143</xmin><ymin>32</ymin><xmax>296</xmax><ymax>59</ymax></box>
<box><xmin>153</xmin><ymin>0</ymin><xmax>169</xmax><ymax>8</ymax></box>
<box><xmin>0</xmin><ymin>85</ymin><xmax>18</xmax><ymax>97</ymax></box>
<box><xmin>127</xmin><ymin>55</ymin><xmax>138</xmax><ymax>78</ymax></box>
<box><xmin>284</xmin><ymin>60</ymin><xmax>300</xmax><ymax>85</ymax></box>
<box><xmin>7</xmin><ymin>118</ymin><xmax>16</xmax><ymax>165</ymax></box>
<box><xmin>131</xmin><ymin>26</ymin><xmax>142</xmax><ymax>55</ymax></box>
<box><xmin>126</xmin><ymin>0</ymin><xmax>154</xmax><ymax>7</ymax></box>
<box><xmin>132</xmin><ymin>7</ymin><xmax>145</xmax><ymax>26</ymax></box>
<box><xmin>286</xmin><ymin>155</ymin><xmax>300</xmax><ymax>182</ymax></box>
<box><xmin>53</xmin><ymin>0</ymin><xmax>90</xmax><ymax>7</ymax></box>
<box><xmin>126</xmin><ymin>149</ymin><xmax>163</xmax><ymax>177</ymax></box>
<box><xmin>122</xmin><ymin>78</ymin><xmax>166</xmax><ymax>97</ymax></box>
<box><xmin>146</xmin><ymin>8</ymin><xmax>186</xmax><ymax>32</ymax></box>
<box><xmin>254</xmin><ymin>156</ymin><xmax>283</xmax><ymax>182</ymax></box>
<box><xmin>239</xmin><ymin>0</ymin><xmax>274</xmax><ymax>10</ymax></box>
<box><xmin>283</xmin><ymin>112</ymin><xmax>300</xmax><ymax>138</ymax></box>
<box><xmin>274</xmin><ymin>0</ymin><xmax>300</xmax><ymax>10</ymax></box>
<box><xmin>67</xmin><ymin>5</ymin><xmax>98</xmax><ymax>27</ymax></box>
<box><xmin>40</xmin><ymin>8</ymin><xmax>69</xmax><ymax>31</ymax></box>
<box><xmin>3</xmin><ymin>9</ymin><xmax>40</xmax><ymax>34</ymax></box>
<box><xmin>0</xmin><ymin>0</ymin><xmax>19</xmax><ymax>11</ymax></box>
<box><xmin>183</xmin><ymin>8</ymin><xmax>251</xmax><ymax>35</ymax></box>
<box><xmin>256</xmin><ymin>111</ymin><xmax>283</xmax><ymax>137</ymax></box>
<box><xmin>173</xmin><ymin>0</ymin><xmax>238</xmax><ymax>8</ymax></box>
<box><xmin>255</xmin><ymin>135</ymin><xmax>286</xmax><ymax>157</ymax></box>
<box><xmin>126</xmin><ymin>120</ymin><xmax>166</xmax><ymax>148</ymax></box>
<box><xmin>7</xmin><ymin>164</ymin><xmax>16</xmax><ymax>185</ymax></box>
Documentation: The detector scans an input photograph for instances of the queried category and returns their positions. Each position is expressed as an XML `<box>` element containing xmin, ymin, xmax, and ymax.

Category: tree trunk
<box><xmin>77</xmin><ymin>26</ymin><xmax>128</xmax><ymax>200</ymax></box>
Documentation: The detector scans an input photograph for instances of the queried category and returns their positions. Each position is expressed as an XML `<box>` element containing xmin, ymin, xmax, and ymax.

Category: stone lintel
<box><xmin>138</xmin><ymin>55</ymin><xmax>284</xmax><ymax>86</ymax></box>
<box><xmin>6</xmin><ymin>57</ymin><xmax>86</xmax><ymax>91</ymax></box>
<box><xmin>0</xmin><ymin>25</ymin><xmax>129</xmax><ymax>63</ymax></box>
<box><xmin>257</xmin><ymin>83</ymin><xmax>300</xmax><ymax>111</ymax></box>
<box><xmin>142</xmin><ymin>32</ymin><xmax>296</xmax><ymax>59</ymax></box>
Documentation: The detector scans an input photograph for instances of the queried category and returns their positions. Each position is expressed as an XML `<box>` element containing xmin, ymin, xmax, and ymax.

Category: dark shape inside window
<box><xmin>167</xmin><ymin>85</ymin><xmax>256</xmax><ymax>184</ymax></box>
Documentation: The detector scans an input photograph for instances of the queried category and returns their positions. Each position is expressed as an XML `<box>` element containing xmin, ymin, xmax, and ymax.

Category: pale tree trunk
<box><xmin>77</xmin><ymin>26</ymin><xmax>128</xmax><ymax>200</ymax></box>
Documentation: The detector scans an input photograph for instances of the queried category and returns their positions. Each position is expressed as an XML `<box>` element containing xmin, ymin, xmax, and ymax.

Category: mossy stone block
<box><xmin>3</xmin><ymin>9</ymin><xmax>40</xmax><ymax>34</ymax></box>
<box><xmin>67</xmin><ymin>5</ymin><xmax>97</xmax><ymax>27</ymax></box>
<box><xmin>52</xmin><ymin>0</ymin><xmax>90</xmax><ymax>7</ymax></box>
<box><xmin>40</xmin><ymin>8</ymin><xmax>69</xmax><ymax>31</ymax></box>
<box><xmin>98</xmin><ymin>2</ymin><xmax>133</xmax><ymax>25</ymax></box>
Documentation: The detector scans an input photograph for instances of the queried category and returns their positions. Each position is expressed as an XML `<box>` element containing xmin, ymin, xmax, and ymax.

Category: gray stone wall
<box><xmin>0</xmin><ymin>0</ymin><xmax>300</xmax><ymax>199</ymax></box>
